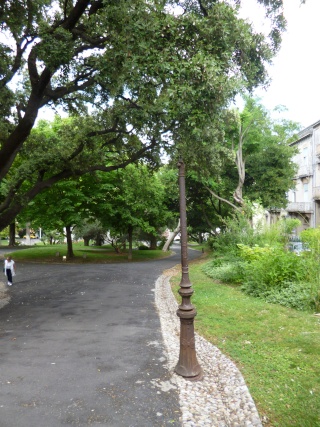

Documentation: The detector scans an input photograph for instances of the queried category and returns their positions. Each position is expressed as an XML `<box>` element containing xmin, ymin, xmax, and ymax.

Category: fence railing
<box><xmin>296</xmin><ymin>164</ymin><xmax>313</xmax><ymax>177</ymax></box>
<box><xmin>286</xmin><ymin>202</ymin><xmax>313</xmax><ymax>212</ymax></box>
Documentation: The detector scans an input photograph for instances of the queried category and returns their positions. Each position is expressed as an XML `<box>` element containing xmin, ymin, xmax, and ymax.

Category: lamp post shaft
<box><xmin>174</xmin><ymin>159</ymin><xmax>203</xmax><ymax>381</ymax></box>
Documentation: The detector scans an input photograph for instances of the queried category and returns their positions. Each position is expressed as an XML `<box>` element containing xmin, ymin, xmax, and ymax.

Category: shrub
<box><xmin>263</xmin><ymin>282</ymin><xmax>315</xmax><ymax>312</ymax></box>
<box><xmin>207</xmin><ymin>212</ymin><xmax>257</xmax><ymax>255</ymax></box>
<box><xmin>237</xmin><ymin>243</ymin><xmax>273</xmax><ymax>262</ymax></box>
<box><xmin>138</xmin><ymin>245</ymin><xmax>149</xmax><ymax>250</ymax></box>
<box><xmin>202</xmin><ymin>260</ymin><xmax>246</xmax><ymax>284</ymax></box>
<box><xmin>208</xmin><ymin>215</ymin><xmax>301</xmax><ymax>256</ymax></box>
<box><xmin>300</xmin><ymin>227</ymin><xmax>320</xmax><ymax>253</ymax></box>
<box><xmin>203</xmin><ymin>215</ymin><xmax>320</xmax><ymax>312</ymax></box>
<box><xmin>202</xmin><ymin>246</ymin><xmax>319</xmax><ymax>311</ymax></box>
<box><xmin>240</xmin><ymin>248</ymin><xmax>305</xmax><ymax>296</ymax></box>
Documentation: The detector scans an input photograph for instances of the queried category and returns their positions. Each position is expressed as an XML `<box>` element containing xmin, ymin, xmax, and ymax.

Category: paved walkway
<box><xmin>0</xmin><ymin>248</ymin><xmax>198</xmax><ymax>426</ymax></box>
<box><xmin>0</xmin><ymin>247</ymin><xmax>262</xmax><ymax>426</ymax></box>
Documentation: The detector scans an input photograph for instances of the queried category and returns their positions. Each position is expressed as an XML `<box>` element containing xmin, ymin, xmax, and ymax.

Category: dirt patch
<box><xmin>162</xmin><ymin>252</ymin><xmax>208</xmax><ymax>278</ymax></box>
<box><xmin>162</xmin><ymin>264</ymin><xmax>181</xmax><ymax>277</ymax></box>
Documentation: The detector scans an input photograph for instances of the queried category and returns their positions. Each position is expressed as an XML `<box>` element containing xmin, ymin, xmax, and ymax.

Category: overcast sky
<box><xmin>241</xmin><ymin>0</ymin><xmax>320</xmax><ymax>129</ymax></box>
<box><xmin>35</xmin><ymin>0</ymin><xmax>320</xmax><ymax>129</ymax></box>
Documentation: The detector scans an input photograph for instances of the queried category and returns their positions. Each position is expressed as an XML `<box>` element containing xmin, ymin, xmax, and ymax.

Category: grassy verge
<box><xmin>4</xmin><ymin>243</ymin><xmax>172</xmax><ymax>263</ymax></box>
<box><xmin>171</xmin><ymin>259</ymin><xmax>320</xmax><ymax>427</ymax></box>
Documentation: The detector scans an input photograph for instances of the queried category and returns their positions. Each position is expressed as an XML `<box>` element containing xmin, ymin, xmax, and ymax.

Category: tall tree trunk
<box><xmin>162</xmin><ymin>219</ymin><xmax>180</xmax><ymax>252</ymax></box>
<box><xmin>66</xmin><ymin>225</ymin><xmax>74</xmax><ymax>258</ymax></box>
<box><xmin>128</xmin><ymin>225</ymin><xmax>133</xmax><ymax>261</ymax></box>
<box><xmin>95</xmin><ymin>232</ymin><xmax>103</xmax><ymax>246</ymax></box>
<box><xmin>25</xmin><ymin>222</ymin><xmax>31</xmax><ymax>245</ymax></box>
<box><xmin>9</xmin><ymin>222</ymin><xmax>15</xmax><ymax>246</ymax></box>
<box><xmin>83</xmin><ymin>237</ymin><xmax>90</xmax><ymax>246</ymax></box>
<box><xmin>149</xmin><ymin>235</ymin><xmax>157</xmax><ymax>250</ymax></box>
<box><xmin>233</xmin><ymin>132</ymin><xmax>246</xmax><ymax>205</ymax></box>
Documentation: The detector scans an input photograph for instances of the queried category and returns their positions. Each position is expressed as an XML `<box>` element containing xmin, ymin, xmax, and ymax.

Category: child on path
<box><xmin>4</xmin><ymin>256</ymin><xmax>16</xmax><ymax>286</ymax></box>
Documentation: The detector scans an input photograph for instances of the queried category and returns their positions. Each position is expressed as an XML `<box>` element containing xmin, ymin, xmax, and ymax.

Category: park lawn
<box><xmin>171</xmin><ymin>260</ymin><xmax>320</xmax><ymax>427</ymax></box>
<box><xmin>5</xmin><ymin>243</ymin><xmax>172</xmax><ymax>263</ymax></box>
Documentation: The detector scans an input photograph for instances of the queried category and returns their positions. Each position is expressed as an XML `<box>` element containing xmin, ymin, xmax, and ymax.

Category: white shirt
<box><xmin>4</xmin><ymin>259</ymin><xmax>15</xmax><ymax>271</ymax></box>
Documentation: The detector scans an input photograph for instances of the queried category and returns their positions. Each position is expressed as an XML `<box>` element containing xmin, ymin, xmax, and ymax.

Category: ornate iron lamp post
<box><xmin>174</xmin><ymin>159</ymin><xmax>203</xmax><ymax>381</ymax></box>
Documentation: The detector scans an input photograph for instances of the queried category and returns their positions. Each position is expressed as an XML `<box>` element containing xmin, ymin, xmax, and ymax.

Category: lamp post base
<box><xmin>174</xmin><ymin>314</ymin><xmax>203</xmax><ymax>381</ymax></box>
<box><xmin>174</xmin><ymin>364</ymin><xmax>203</xmax><ymax>382</ymax></box>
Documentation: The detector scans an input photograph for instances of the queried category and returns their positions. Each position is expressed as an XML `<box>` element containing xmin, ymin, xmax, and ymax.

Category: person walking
<box><xmin>4</xmin><ymin>256</ymin><xmax>16</xmax><ymax>286</ymax></box>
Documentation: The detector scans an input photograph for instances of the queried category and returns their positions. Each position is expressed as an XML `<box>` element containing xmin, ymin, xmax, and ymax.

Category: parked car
<box><xmin>288</xmin><ymin>241</ymin><xmax>310</xmax><ymax>255</ymax></box>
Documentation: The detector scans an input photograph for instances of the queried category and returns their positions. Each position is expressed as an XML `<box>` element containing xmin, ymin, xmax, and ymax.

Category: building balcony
<box><xmin>313</xmin><ymin>187</ymin><xmax>320</xmax><ymax>200</ymax></box>
<box><xmin>296</xmin><ymin>165</ymin><xmax>313</xmax><ymax>178</ymax></box>
<box><xmin>286</xmin><ymin>202</ymin><xmax>313</xmax><ymax>212</ymax></box>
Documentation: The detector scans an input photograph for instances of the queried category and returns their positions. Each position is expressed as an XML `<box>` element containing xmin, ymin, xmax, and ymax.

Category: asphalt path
<box><xmin>0</xmin><ymin>246</ymin><xmax>201</xmax><ymax>427</ymax></box>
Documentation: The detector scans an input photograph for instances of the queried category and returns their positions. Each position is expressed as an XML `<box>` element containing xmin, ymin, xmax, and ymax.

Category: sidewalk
<box><xmin>0</xmin><ymin>252</ymin><xmax>189</xmax><ymax>426</ymax></box>
<box><xmin>0</xmin><ymin>248</ymin><xmax>262</xmax><ymax>426</ymax></box>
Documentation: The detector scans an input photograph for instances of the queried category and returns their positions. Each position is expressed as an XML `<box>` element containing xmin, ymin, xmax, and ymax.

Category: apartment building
<box><xmin>286</xmin><ymin>120</ymin><xmax>320</xmax><ymax>233</ymax></box>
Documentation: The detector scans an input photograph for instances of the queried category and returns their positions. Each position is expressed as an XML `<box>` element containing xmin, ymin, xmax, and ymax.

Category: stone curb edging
<box><xmin>155</xmin><ymin>273</ymin><xmax>262</xmax><ymax>427</ymax></box>
<box><xmin>0</xmin><ymin>280</ymin><xmax>10</xmax><ymax>310</ymax></box>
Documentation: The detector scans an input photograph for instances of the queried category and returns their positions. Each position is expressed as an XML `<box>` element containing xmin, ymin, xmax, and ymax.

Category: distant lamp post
<box><xmin>174</xmin><ymin>159</ymin><xmax>203</xmax><ymax>381</ymax></box>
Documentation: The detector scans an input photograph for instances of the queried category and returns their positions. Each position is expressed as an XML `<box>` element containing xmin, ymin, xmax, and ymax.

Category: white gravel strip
<box><xmin>0</xmin><ymin>280</ymin><xmax>10</xmax><ymax>309</ymax></box>
<box><xmin>155</xmin><ymin>272</ymin><xmax>262</xmax><ymax>427</ymax></box>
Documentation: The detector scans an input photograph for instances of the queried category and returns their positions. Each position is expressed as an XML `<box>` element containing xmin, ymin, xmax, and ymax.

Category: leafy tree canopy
<box><xmin>225</xmin><ymin>98</ymin><xmax>300</xmax><ymax>208</ymax></box>
<box><xmin>173</xmin><ymin>98</ymin><xmax>300</xmax><ymax>233</ymax></box>
<box><xmin>0</xmin><ymin>0</ymin><xmax>286</xmax><ymax>231</ymax></box>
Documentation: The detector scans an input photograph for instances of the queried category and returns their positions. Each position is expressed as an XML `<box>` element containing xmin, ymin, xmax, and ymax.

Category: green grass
<box><xmin>188</xmin><ymin>242</ymin><xmax>207</xmax><ymax>252</ymax></box>
<box><xmin>172</xmin><ymin>259</ymin><xmax>320</xmax><ymax>427</ymax></box>
<box><xmin>4</xmin><ymin>243</ymin><xmax>172</xmax><ymax>263</ymax></box>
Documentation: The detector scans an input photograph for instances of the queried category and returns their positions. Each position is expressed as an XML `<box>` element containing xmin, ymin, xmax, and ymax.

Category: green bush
<box><xmin>240</xmin><ymin>248</ymin><xmax>305</xmax><ymax>296</ymax></box>
<box><xmin>202</xmin><ymin>260</ymin><xmax>246</xmax><ymax>284</ymax></box>
<box><xmin>203</xmin><ymin>247</ymin><xmax>319</xmax><ymax>311</ymax></box>
<box><xmin>237</xmin><ymin>243</ymin><xmax>273</xmax><ymax>261</ymax></box>
<box><xmin>208</xmin><ymin>215</ymin><xmax>300</xmax><ymax>256</ymax></box>
<box><xmin>138</xmin><ymin>245</ymin><xmax>149</xmax><ymax>250</ymax></box>
<box><xmin>203</xmin><ymin>213</ymin><xmax>320</xmax><ymax>312</ymax></box>
<box><xmin>300</xmin><ymin>227</ymin><xmax>320</xmax><ymax>253</ymax></box>
<box><xmin>263</xmin><ymin>282</ymin><xmax>315</xmax><ymax>311</ymax></box>
<box><xmin>207</xmin><ymin>212</ymin><xmax>257</xmax><ymax>255</ymax></box>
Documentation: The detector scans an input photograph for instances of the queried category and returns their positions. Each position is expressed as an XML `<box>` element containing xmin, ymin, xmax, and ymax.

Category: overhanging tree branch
<box><xmin>205</xmin><ymin>186</ymin><xmax>242</xmax><ymax>213</ymax></box>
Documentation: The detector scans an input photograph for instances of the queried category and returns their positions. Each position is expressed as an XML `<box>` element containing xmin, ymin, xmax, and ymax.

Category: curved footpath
<box><xmin>0</xmin><ymin>247</ymin><xmax>262</xmax><ymax>426</ymax></box>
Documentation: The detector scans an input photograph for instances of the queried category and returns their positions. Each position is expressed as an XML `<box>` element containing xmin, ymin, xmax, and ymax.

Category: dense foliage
<box><xmin>0</xmin><ymin>0</ymin><xmax>286</xmax><ymax>230</ymax></box>
<box><xmin>18</xmin><ymin>161</ymin><xmax>174</xmax><ymax>255</ymax></box>
<box><xmin>203</xmin><ymin>217</ymin><xmax>320</xmax><ymax>311</ymax></box>
<box><xmin>201</xmin><ymin>98</ymin><xmax>299</xmax><ymax>212</ymax></box>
